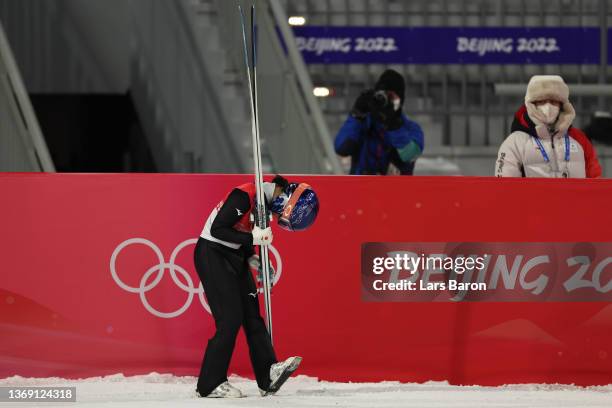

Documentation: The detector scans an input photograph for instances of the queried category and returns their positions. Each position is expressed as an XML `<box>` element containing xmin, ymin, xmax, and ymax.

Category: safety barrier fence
<box><xmin>1</xmin><ymin>173</ymin><xmax>611</xmax><ymax>385</ymax></box>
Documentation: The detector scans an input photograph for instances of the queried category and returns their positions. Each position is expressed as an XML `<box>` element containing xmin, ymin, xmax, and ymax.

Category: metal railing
<box><xmin>130</xmin><ymin>0</ymin><xmax>341</xmax><ymax>174</ymax></box>
<box><xmin>129</xmin><ymin>0</ymin><xmax>246</xmax><ymax>172</ymax></box>
<box><xmin>0</xmin><ymin>19</ymin><xmax>54</xmax><ymax>172</ymax></box>
<box><xmin>216</xmin><ymin>0</ymin><xmax>342</xmax><ymax>174</ymax></box>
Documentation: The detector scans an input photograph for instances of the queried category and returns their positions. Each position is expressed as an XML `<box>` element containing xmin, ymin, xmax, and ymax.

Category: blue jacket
<box><xmin>334</xmin><ymin>113</ymin><xmax>424</xmax><ymax>175</ymax></box>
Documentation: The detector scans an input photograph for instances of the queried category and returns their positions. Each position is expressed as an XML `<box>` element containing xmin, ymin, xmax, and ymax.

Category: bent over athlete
<box><xmin>194</xmin><ymin>175</ymin><xmax>319</xmax><ymax>398</ymax></box>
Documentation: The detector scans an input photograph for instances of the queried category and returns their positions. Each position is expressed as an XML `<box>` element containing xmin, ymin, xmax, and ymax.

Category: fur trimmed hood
<box><xmin>511</xmin><ymin>105</ymin><xmax>575</xmax><ymax>139</ymax></box>
<box><xmin>524</xmin><ymin>75</ymin><xmax>575</xmax><ymax>137</ymax></box>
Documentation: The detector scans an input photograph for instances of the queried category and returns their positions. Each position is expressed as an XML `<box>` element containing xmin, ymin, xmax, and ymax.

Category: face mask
<box><xmin>385</xmin><ymin>91</ymin><xmax>401</xmax><ymax>111</ymax></box>
<box><xmin>391</xmin><ymin>95</ymin><xmax>401</xmax><ymax>111</ymax></box>
<box><xmin>536</xmin><ymin>103</ymin><xmax>560</xmax><ymax>125</ymax></box>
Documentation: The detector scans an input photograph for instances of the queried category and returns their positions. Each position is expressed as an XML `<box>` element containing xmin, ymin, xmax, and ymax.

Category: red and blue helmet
<box><xmin>270</xmin><ymin>183</ymin><xmax>319</xmax><ymax>231</ymax></box>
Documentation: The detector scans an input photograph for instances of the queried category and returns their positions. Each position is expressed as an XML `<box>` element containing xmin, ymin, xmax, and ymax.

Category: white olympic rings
<box><xmin>110</xmin><ymin>238</ymin><xmax>282</xmax><ymax>318</ymax></box>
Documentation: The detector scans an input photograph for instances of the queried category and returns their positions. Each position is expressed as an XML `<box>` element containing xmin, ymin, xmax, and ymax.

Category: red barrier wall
<box><xmin>1</xmin><ymin>173</ymin><xmax>612</xmax><ymax>385</ymax></box>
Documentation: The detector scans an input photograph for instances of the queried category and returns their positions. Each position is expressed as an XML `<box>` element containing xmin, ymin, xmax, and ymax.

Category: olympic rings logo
<box><xmin>110</xmin><ymin>238</ymin><xmax>282</xmax><ymax>319</ymax></box>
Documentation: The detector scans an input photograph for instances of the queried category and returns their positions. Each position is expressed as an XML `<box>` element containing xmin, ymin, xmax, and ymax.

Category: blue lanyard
<box><xmin>533</xmin><ymin>133</ymin><xmax>570</xmax><ymax>163</ymax></box>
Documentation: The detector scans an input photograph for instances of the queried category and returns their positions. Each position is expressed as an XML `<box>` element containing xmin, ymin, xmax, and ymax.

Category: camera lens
<box><xmin>371</xmin><ymin>90</ymin><xmax>388</xmax><ymax>110</ymax></box>
<box><xmin>374</xmin><ymin>90</ymin><xmax>388</xmax><ymax>105</ymax></box>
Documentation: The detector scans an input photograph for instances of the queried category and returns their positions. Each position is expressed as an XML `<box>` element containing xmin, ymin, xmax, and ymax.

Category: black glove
<box><xmin>351</xmin><ymin>89</ymin><xmax>375</xmax><ymax>120</ymax></box>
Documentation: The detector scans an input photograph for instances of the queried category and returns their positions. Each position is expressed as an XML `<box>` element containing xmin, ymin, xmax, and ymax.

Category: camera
<box><xmin>370</xmin><ymin>90</ymin><xmax>389</xmax><ymax>111</ymax></box>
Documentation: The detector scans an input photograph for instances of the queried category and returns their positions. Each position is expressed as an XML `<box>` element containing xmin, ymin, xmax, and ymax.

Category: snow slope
<box><xmin>1</xmin><ymin>373</ymin><xmax>612</xmax><ymax>408</ymax></box>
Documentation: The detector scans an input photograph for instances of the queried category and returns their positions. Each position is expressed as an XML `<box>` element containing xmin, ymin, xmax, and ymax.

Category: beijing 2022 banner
<box><xmin>292</xmin><ymin>27</ymin><xmax>602</xmax><ymax>64</ymax></box>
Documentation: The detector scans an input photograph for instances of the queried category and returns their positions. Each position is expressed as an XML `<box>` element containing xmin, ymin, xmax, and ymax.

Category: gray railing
<box><xmin>129</xmin><ymin>0</ymin><xmax>246</xmax><ymax>172</ymax></box>
<box><xmin>216</xmin><ymin>0</ymin><xmax>342</xmax><ymax>174</ymax></box>
<box><xmin>0</xmin><ymin>19</ymin><xmax>54</xmax><ymax>172</ymax></box>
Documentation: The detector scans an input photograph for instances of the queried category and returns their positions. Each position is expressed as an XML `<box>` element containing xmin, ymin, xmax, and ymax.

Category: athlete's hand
<box><xmin>252</xmin><ymin>226</ymin><xmax>273</xmax><ymax>246</ymax></box>
<box><xmin>248</xmin><ymin>254</ymin><xmax>276</xmax><ymax>288</ymax></box>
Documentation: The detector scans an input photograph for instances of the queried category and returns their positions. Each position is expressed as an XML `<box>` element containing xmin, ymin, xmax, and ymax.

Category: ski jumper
<box><xmin>195</xmin><ymin>183</ymin><xmax>277</xmax><ymax>396</ymax></box>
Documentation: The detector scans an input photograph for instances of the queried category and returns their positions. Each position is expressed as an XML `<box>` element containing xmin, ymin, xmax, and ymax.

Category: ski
<box><xmin>238</xmin><ymin>3</ymin><xmax>274</xmax><ymax>343</ymax></box>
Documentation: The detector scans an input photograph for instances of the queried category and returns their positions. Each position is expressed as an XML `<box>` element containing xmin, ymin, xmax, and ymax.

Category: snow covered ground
<box><xmin>1</xmin><ymin>373</ymin><xmax>612</xmax><ymax>408</ymax></box>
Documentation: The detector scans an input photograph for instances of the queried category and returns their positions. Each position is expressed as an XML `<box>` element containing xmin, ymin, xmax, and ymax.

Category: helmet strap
<box><xmin>280</xmin><ymin>183</ymin><xmax>311</xmax><ymax>224</ymax></box>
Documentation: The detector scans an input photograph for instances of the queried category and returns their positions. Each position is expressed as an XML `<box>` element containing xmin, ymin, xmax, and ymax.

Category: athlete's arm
<box><xmin>210</xmin><ymin>189</ymin><xmax>254</xmax><ymax>246</ymax></box>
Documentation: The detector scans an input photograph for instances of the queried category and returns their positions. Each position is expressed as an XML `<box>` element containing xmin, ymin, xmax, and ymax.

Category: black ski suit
<box><xmin>194</xmin><ymin>187</ymin><xmax>277</xmax><ymax>396</ymax></box>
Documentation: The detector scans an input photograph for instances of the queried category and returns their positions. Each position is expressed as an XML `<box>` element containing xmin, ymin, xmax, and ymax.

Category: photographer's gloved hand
<box><xmin>252</xmin><ymin>226</ymin><xmax>273</xmax><ymax>246</ymax></box>
<box><xmin>369</xmin><ymin>92</ymin><xmax>403</xmax><ymax>131</ymax></box>
<box><xmin>351</xmin><ymin>89</ymin><xmax>375</xmax><ymax>121</ymax></box>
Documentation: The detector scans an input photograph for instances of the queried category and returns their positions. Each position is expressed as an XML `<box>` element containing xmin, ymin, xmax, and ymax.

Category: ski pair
<box><xmin>238</xmin><ymin>3</ymin><xmax>274</xmax><ymax>343</ymax></box>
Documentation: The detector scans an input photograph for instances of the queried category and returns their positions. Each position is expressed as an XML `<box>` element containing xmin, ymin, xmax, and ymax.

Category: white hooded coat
<box><xmin>495</xmin><ymin>75</ymin><xmax>601</xmax><ymax>178</ymax></box>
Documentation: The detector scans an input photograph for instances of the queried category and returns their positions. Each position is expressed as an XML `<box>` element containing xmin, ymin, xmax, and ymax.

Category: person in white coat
<box><xmin>495</xmin><ymin>75</ymin><xmax>601</xmax><ymax>178</ymax></box>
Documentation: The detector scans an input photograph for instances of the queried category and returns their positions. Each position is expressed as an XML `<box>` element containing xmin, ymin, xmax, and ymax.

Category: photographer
<box><xmin>334</xmin><ymin>69</ymin><xmax>424</xmax><ymax>175</ymax></box>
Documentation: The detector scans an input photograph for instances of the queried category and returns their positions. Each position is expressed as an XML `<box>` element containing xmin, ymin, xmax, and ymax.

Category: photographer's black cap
<box><xmin>375</xmin><ymin>69</ymin><xmax>405</xmax><ymax>105</ymax></box>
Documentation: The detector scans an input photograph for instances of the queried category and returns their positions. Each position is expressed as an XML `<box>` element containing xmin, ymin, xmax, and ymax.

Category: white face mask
<box><xmin>536</xmin><ymin>102</ymin><xmax>560</xmax><ymax>125</ymax></box>
<box><xmin>391</xmin><ymin>95</ymin><xmax>401</xmax><ymax>111</ymax></box>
